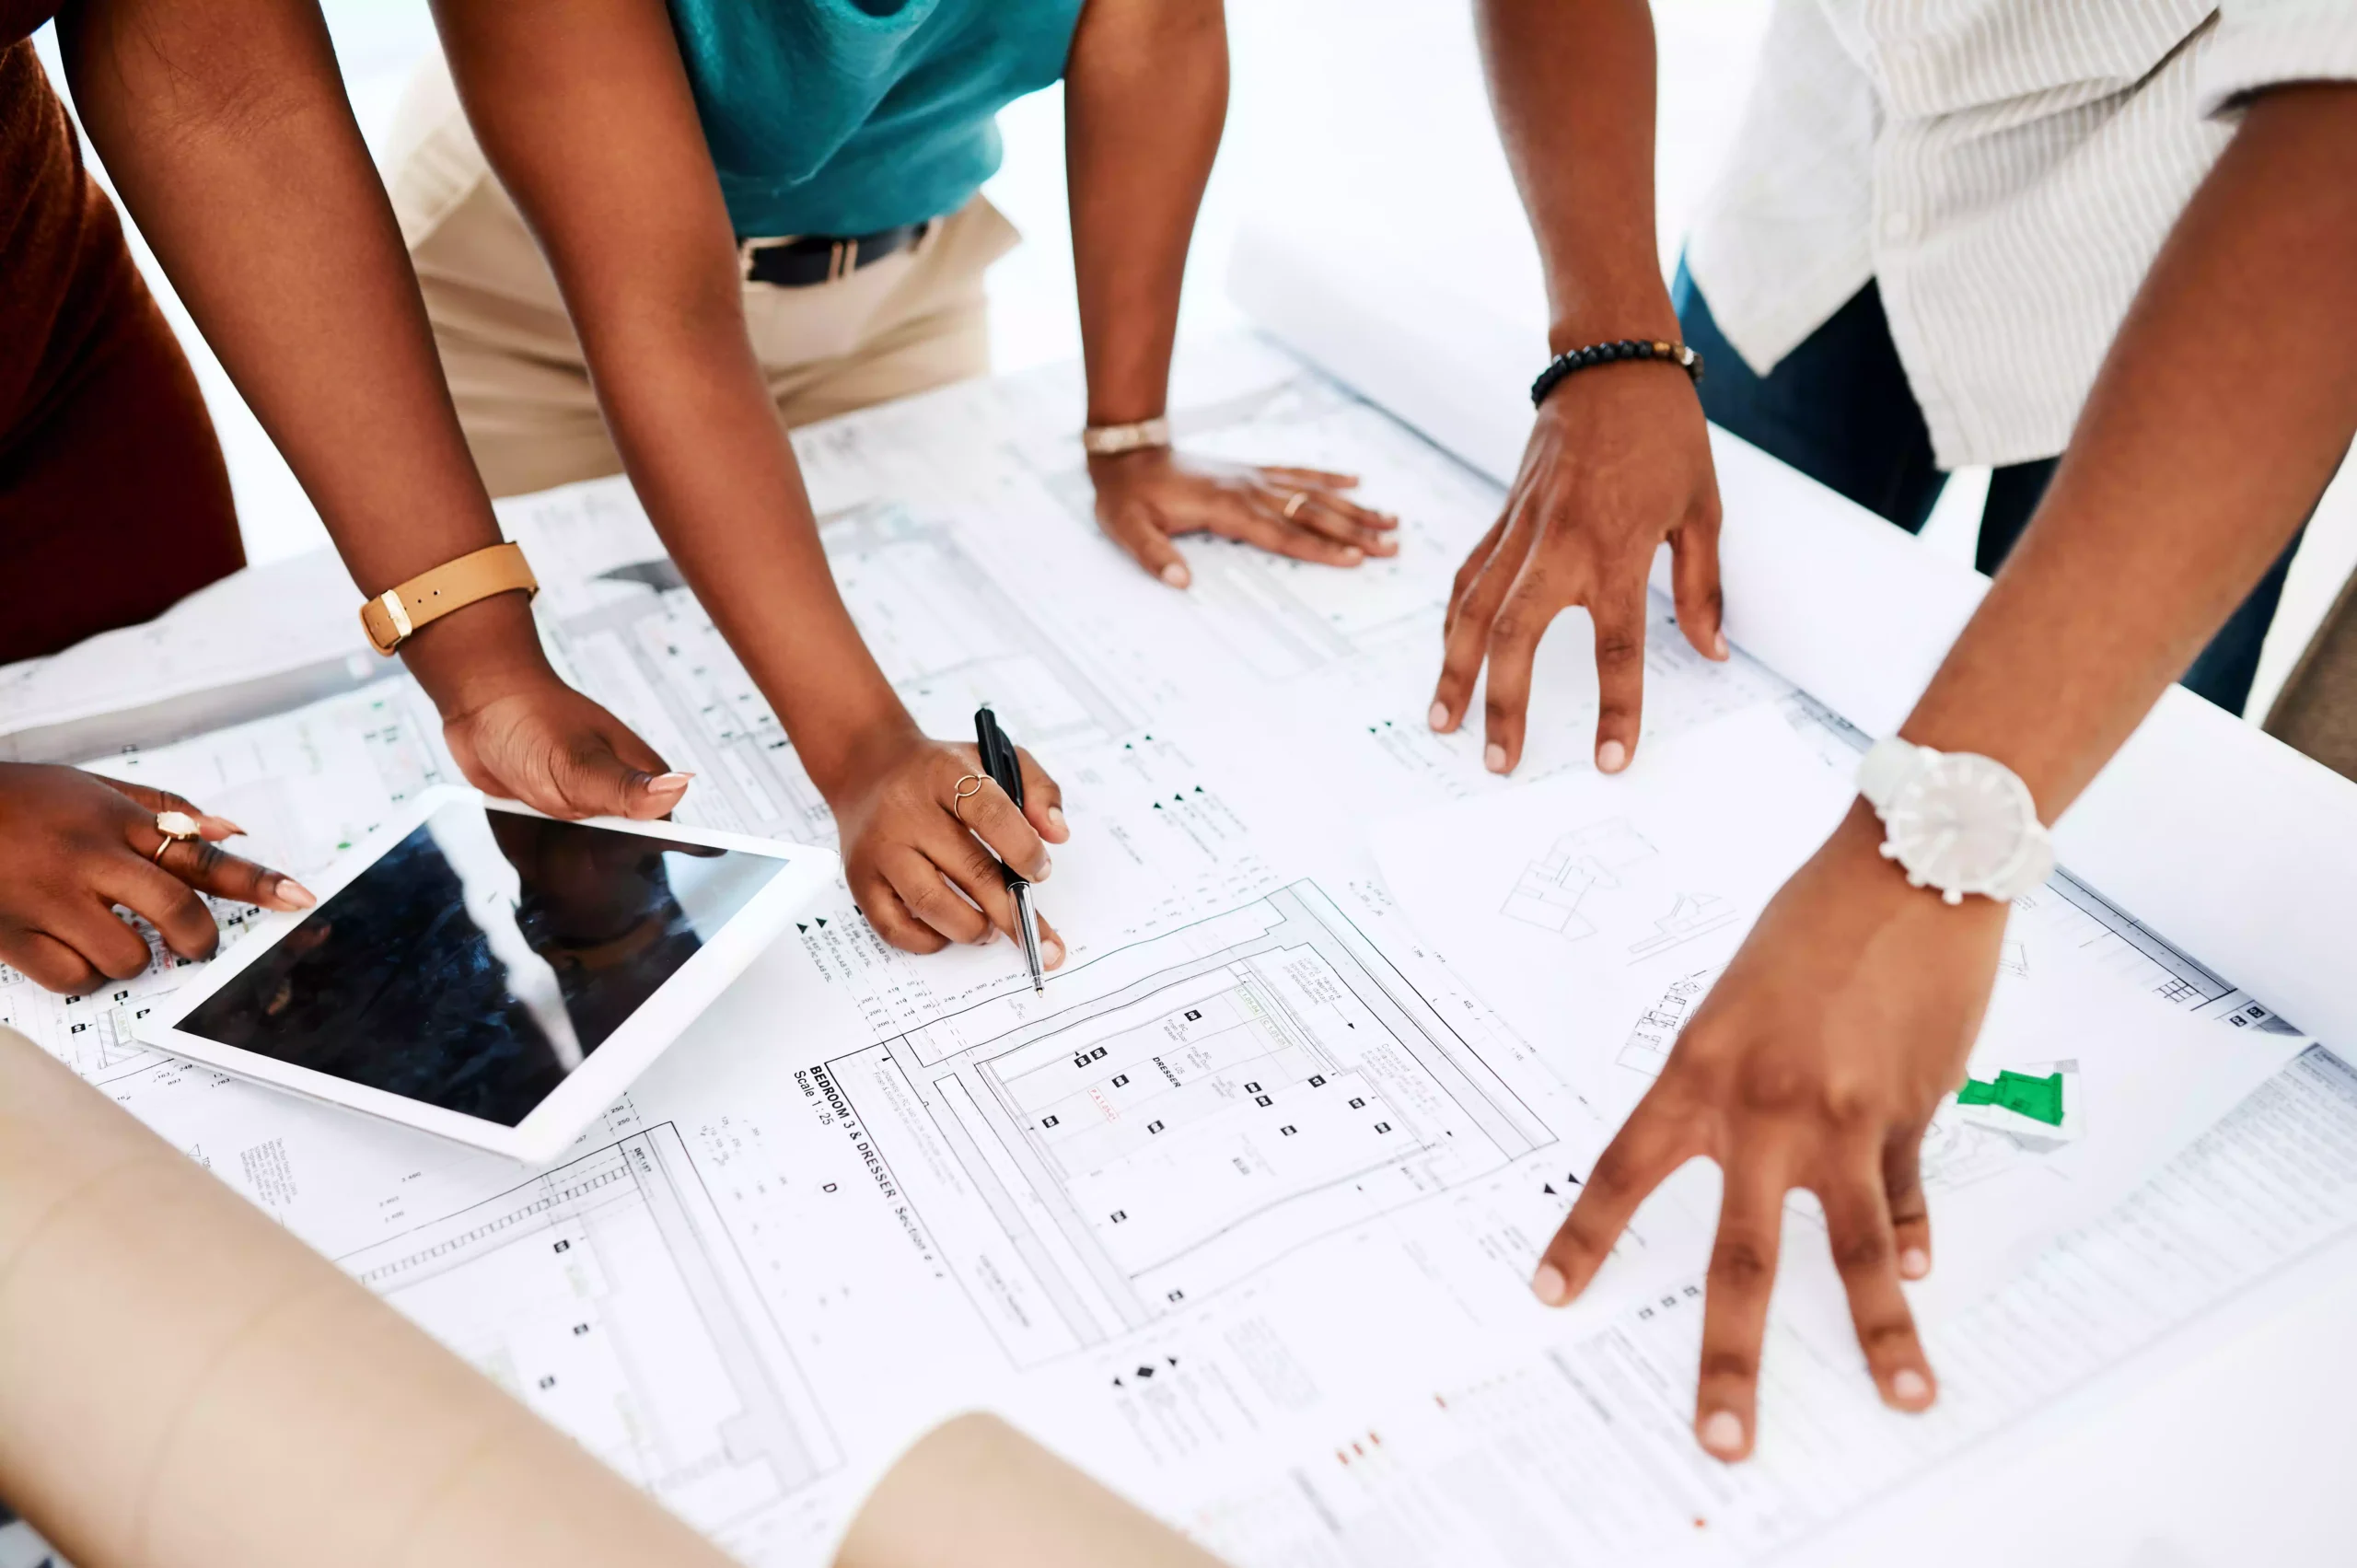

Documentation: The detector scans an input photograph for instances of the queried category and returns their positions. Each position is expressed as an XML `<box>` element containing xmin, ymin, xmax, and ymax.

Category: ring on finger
<box><xmin>152</xmin><ymin>809</ymin><xmax>203</xmax><ymax>864</ymax></box>
<box><xmin>1282</xmin><ymin>490</ymin><xmax>1309</xmax><ymax>521</ymax></box>
<box><xmin>950</xmin><ymin>772</ymin><xmax>986</xmax><ymax>824</ymax></box>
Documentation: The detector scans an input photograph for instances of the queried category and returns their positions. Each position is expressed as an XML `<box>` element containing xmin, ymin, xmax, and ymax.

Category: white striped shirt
<box><xmin>1685</xmin><ymin>0</ymin><xmax>2357</xmax><ymax>470</ymax></box>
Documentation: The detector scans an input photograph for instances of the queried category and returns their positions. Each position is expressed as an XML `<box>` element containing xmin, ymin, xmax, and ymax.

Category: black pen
<box><xmin>973</xmin><ymin>705</ymin><xmax>1047</xmax><ymax>993</ymax></box>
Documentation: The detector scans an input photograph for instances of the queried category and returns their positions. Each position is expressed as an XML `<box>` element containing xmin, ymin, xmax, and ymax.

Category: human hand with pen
<box><xmin>825</xmin><ymin>724</ymin><xmax>1071</xmax><ymax>966</ymax></box>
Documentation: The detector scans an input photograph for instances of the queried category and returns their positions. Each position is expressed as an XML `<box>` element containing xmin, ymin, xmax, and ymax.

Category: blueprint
<box><xmin>5</xmin><ymin>337</ymin><xmax>2354</xmax><ymax>1566</ymax></box>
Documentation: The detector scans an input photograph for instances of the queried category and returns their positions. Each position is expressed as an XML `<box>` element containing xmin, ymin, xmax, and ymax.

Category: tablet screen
<box><xmin>176</xmin><ymin>798</ymin><xmax>786</xmax><ymax>1127</ymax></box>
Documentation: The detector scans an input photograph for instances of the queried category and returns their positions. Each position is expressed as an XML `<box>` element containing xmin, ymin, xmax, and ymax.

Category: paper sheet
<box><xmin>1372</xmin><ymin>704</ymin><xmax>2306</xmax><ymax>1300</ymax></box>
<box><xmin>3</xmin><ymin>339</ymin><xmax>2351</xmax><ymax>1566</ymax></box>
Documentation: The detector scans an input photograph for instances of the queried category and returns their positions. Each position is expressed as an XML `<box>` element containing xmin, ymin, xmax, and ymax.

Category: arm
<box><xmin>424</xmin><ymin>0</ymin><xmax>1065</xmax><ymax>958</ymax></box>
<box><xmin>58</xmin><ymin>0</ymin><xmax>681</xmax><ymax>821</ymax></box>
<box><xmin>1433</xmin><ymin>0</ymin><xmax>1725</xmax><ymax>774</ymax></box>
<box><xmin>1063</xmin><ymin>0</ymin><xmax>1396</xmax><ymax>584</ymax></box>
<box><xmin>1535</xmin><ymin>84</ymin><xmax>2357</xmax><ymax>1458</ymax></box>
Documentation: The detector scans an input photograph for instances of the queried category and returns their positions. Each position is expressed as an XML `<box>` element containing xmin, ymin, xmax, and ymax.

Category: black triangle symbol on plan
<box><xmin>1568</xmin><ymin>1172</ymin><xmax>1582</xmax><ymax>1184</ymax></box>
<box><xmin>797</xmin><ymin>923</ymin><xmax>808</xmax><ymax>933</ymax></box>
<box><xmin>1543</xmin><ymin>1183</ymin><xmax>1557</xmax><ymax>1196</ymax></box>
<box><xmin>816</xmin><ymin>917</ymin><xmax>827</xmax><ymax>927</ymax></box>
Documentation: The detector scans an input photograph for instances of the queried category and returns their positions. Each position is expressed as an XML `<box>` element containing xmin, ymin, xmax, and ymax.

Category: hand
<box><xmin>1429</xmin><ymin>365</ymin><xmax>1724</xmax><ymax>775</ymax></box>
<box><xmin>441</xmin><ymin>674</ymin><xmax>691</xmax><ymax>821</ymax></box>
<box><xmin>395</xmin><ymin>594</ymin><xmax>689</xmax><ymax>821</ymax></box>
<box><xmin>1529</xmin><ymin>803</ymin><xmax>2010</xmax><ymax>1459</ymax></box>
<box><xmin>0</xmin><ymin>764</ymin><xmax>316</xmax><ymax>993</ymax></box>
<box><xmin>829</xmin><ymin>727</ymin><xmax>1074</xmax><ymax>961</ymax></box>
<box><xmin>1088</xmin><ymin>447</ymin><xmax>1399</xmax><ymax>586</ymax></box>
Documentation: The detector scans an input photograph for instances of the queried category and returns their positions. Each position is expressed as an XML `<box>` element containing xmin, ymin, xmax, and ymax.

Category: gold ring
<box><xmin>1283</xmin><ymin>491</ymin><xmax>1309</xmax><ymax>521</ymax></box>
<box><xmin>951</xmin><ymin>773</ymin><xmax>986</xmax><ymax>824</ymax></box>
<box><xmin>152</xmin><ymin>808</ymin><xmax>202</xmax><ymax>864</ymax></box>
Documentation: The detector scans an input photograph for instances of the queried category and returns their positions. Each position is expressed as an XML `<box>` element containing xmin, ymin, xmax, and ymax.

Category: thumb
<box><xmin>549</xmin><ymin>737</ymin><xmax>692</xmax><ymax>821</ymax></box>
<box><xmin>1100</xmin><ymin>503</ymin><xmax>1192</xmax><ymax>589</ymax></box>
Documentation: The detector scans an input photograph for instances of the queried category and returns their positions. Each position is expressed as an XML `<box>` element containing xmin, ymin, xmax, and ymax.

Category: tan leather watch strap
<box><xmin>359</xmin><ymin>542</ymin><xmax>539</xmax><ymax>656</ymax></box>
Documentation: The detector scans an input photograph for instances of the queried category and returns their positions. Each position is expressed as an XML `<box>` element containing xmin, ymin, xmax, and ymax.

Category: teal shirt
<box><xmin>666</xmin><ymin>0</ymin><xmax>1083</xmax><ymax>239</ymax></box>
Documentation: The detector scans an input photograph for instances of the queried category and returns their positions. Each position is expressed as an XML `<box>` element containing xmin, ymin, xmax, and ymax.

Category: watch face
<box><xmin>1886</xmin><ymin>752</ymin><xmax>2037</xmax><ymax>894</ymax></box>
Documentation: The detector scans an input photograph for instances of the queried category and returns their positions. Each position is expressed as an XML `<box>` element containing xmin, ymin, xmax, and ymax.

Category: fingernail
<box><xmin>1047</xmin><ymin>805</ymin><xmax>1068</xmax><ymax>834</ymax></box>
<box><xmin>1892</xmin><ymin>1368</ymin><xmax>1932</xmax><ymax>1406</ymax></box>
<box><xmin>1160</xmin><ymin>562</ymin><xmax>1190</xmax><ymax>588</ymax></box>
<box><xmin>1899</xmin><ymin>1247</ymin><xmax>1930</xmax><ymax>1279</ymax></box>
<box><xmin>1700</xmin><ymin>1411</ymin><xmax>1746</xmax><ymax>1458</ymax></box>
<box><xmin>1374</xmin><ymin>537</ymin><xmax>1399</xmax><ymax>554</ymax></box>
<box><xmin>1338</xmin><ymin>547</ymin><xmax>1364</xmax><ymax>565</ymax></box>
<box><xmin>1034</xmin><ymin>854</ymin><xmax>1052</xmax><ymax>881</ymax></box>
<box><xmin>1531</xmin><ymin>1262</ymin><xmax>1568</xmax><ymax>1306</ymax></box>
<box><xmin>1042</xmin><ymin>935</ymin><xmax>1065</xmax><ymax>968</ymax></box>
<box><xmin>208</xmin><ymin>817</ymin><xmax>248</xmax><ymax>839</ymax></box>
<box><xmin>1713</xmin><ymin>631</ymin><xmax>1731</xmax><ymax>659</ymax></box>
<box><xmin>650</xmin><ymin>772</ymin><xmax>693</xmax><ymax>792</ymax></box>
<box><xmin>1428</xmin><ymin>702</ymin><xmax>1450</xmax><ymax>732</ymax></box>
<box><xmin>1484</xmin><ymin>743</ymin><xmax>1508</xmax><ymax>773</ymax></box>
<box><xmin>1596</xmin><ymin>739</ymin><xmax>1628</xmax><ymax>772</ymax></box>
<box><xmin>275</xmin><ymin>878</ymin><xmax>317</xmax><ymax>911</ymax></box>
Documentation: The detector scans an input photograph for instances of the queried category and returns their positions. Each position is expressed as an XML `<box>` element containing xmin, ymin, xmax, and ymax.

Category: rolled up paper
<box><xmin>0</xmin><ymin>1026</ymin><xmax>737</xmax><ymax>1568</ymax></box>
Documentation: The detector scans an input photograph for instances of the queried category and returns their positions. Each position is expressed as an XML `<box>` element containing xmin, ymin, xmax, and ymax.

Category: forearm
<box><xmin>586</xmin><ymin>313</ymin><xmax>915</xmax><ymax>792</ymax></box>
<box><xmin>430</xmin><ymin>0</ymin><xmax>910</xmax><ymax>795</ymax></box>
<box><xmin>1064</xmin><ymin>0</ymin><xmax>1225</xmax><ymax>426</ymax></box>
<box><xmin>1900</xmin><ymin>84</ymin><xmax>2357</xmax><ymax>818</ymax></box>
<box><xmin>1474</xmin><ymin>0</ymin><xmax>1675</xmax><ymax>349</ymax></box>
<box><xmin>58</xmin><ymin>0</ymin><xmax>542</xmax><ymax>712</ymax></box>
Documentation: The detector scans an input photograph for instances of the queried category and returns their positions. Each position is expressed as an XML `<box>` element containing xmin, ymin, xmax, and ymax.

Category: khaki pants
<box><xmin>384</xmin><ymin>54</ymin><xmax>1018</xmax><ymax>499</ymax></box>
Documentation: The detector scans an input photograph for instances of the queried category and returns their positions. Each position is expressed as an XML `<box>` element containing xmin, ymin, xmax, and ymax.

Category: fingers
<box><xmin>1884</xmin><ymin>1126</ymin><xmax>1933</xmax><ymax>1281</ymax></box>
<box><xmin>1669</xmin><ymin>506</ymin><xmax>1729</xmax><ymax>662</ymax></box>
<box><xmin>1252</xmin><ymin>470</ymin><xmax>1399</xmax><ymax>555</ymax></box>
<box><xmin>1533</xmin><ymin>1089</ymin><xmax>1697</xmax><ymax>1305</ymax></box>
<box><xmin>1012</xmin><ymin>747</ymin><xmax>1069</xmax><ymax>843</ymax></box>
<box><xmin>1588</xmin><ymin>582</ymin><xmax>1651</xmax><ymax>774</ymax></box>
<box><xmin>43</xmin><ymin>900</ymin><xmax>156</xmax><ymax>983</ymax></box>
<box><xmin>1478</xmin><ymin>569</ymin><xmax>1556</xmax><ymax>774</ymax></box>
<box><xmin>153</xmin><ymin>838</ymin><xmax>315</xmax><ymax>915</ymax></box>
<box><xmin>877</xmin><ymin>844</ymin><xmax>988</xmax><ymax>947</ymax></box>
<box><xmin>1819</xmin><ymin>1165</ymin><xmax>1936</xmax><ymax>1413</ymax></box>
<box><xmin>93</xmin><ymin>777</ymin><xmax>244</xmax><ymax>840</ymax></box>
<box><xmin>1218</xmin><ymin>493</ymin><xmax>1367</xmax><ymax>568</ymax></box>
<box><xmin>91</xmin><ymin>856</ymin><xmax>225</xmax><ymax>963</ymax></box>
<box><xmin>853</xmin><ymin>864</ymin><xmax>949</xmax><ymax>955</ymax></box>
<box><xmin>1431</xmin><ymin>505</ymin><xmax>1532</xmax><ymax>739</ymax></box>
<box><xmin>1253</xmin><ymin>465</ymin><xmax>1363</xmax><ymax>492</ymax></box>
<box><xmin>952</xmin><ymin>774</ymin><xmax>1051</xmax><ymax>883</ymax></box>
<box><xmin>1099</xmin><ymin>503</ymin><xmax>1193</xmax><ymax>589</ymax></box>
<box><xmin>0</xmin><ymin>929</ymin><xmax>100</xmax><ymax>993</ymax></box>
<box><xmin>1694</xmin><ymin>1156</ymin><xmax>1791</xmax><ymax>1462</ymax></box>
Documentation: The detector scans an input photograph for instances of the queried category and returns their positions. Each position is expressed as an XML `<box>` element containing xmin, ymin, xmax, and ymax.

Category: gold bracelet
<box><xmin>358</xmin><ymin>542</ymin><xmax>540</xmax><ymax>656</ymax></box>
<box><xmin>1080</xmin><ymin>416</ymin><xmax>1173</xmax><ymax>457</ymax></box>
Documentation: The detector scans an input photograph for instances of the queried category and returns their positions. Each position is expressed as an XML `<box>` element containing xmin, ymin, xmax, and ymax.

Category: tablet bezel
<box><xmin>139</xmin><ymin>785</ymin><xmax>835</xmax><ymax>1165</ymax></box>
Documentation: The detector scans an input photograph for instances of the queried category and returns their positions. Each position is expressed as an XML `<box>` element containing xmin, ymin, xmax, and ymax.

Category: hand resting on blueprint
<box><xmin>1428</xmin><ymin>366</ymin><xmax>1727</xmax><ymax>775</ymax></box>
<box><xmin>1530</xmin><ymin>799</ymin><xmax>2000</xmax><ymax>1461</ymax></box>
<box><xmin>1087</xmin><ymin>447</ymin><xmax>1399</xmax><ymax>586</ymax></box>
<box><xmin>0</xmin><ymin>764</ymin><xmax>315</xmax><ymax>993</ymax></box>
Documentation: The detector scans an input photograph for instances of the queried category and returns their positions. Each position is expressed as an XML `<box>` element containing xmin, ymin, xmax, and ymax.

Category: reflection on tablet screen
<box><xmin>178</xmin><ymin>800</ymin><xmax>784</xmax><ymax>1127</ymax></box>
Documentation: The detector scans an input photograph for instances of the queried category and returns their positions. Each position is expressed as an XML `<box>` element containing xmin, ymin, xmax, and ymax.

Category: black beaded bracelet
<box><xmin>1529</xmin><ymin>338</ymin><xmax>1703</xmax><ymax>408</ymax></box>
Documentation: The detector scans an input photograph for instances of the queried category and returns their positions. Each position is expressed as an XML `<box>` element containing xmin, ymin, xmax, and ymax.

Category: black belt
<box><xmin>737</xmin><ymin>221</ymin><xmax>931</xmax><ymax>288</ymax></box>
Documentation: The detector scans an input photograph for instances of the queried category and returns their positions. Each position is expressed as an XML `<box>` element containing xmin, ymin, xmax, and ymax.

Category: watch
<box><xmin>359</xmin><ymin>542</ymin><xmax>540</xmax><ymax>656</ymax></box>
<box><xmin>1856</xmin><ymin>737</ymin><xmax>2054</xmax><ymax>905</ymax></box>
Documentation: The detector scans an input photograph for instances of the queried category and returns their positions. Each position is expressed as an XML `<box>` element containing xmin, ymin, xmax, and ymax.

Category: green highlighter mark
<box><xmin>1957</xmin><ymin>1069</ymin><xmax>2065</xmax><ymax>1127</ymax></box>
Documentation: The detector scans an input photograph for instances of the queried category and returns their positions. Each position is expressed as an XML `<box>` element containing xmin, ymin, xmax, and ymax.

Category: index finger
<box><xmin>156</xmin><ymin>836</ymin><xmax>315</xmax><ymax>913</ymax></box>
<box><xmin>91</xmin><ymin>777</ymin><xmax>243</xmax><ymax>841</ymax></box>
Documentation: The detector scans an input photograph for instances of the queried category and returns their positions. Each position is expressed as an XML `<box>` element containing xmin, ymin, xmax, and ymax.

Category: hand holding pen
<box><xmin>970</xmin><ymin>706</ymin><xmax>1055</xmax><ymax>993</ymax></box>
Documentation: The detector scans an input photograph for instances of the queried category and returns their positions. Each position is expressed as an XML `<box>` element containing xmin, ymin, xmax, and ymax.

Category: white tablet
<box><xmin>140</xmin><ymin>786</ymin><xmax>834</xmax><ymax>1164</ymax></box>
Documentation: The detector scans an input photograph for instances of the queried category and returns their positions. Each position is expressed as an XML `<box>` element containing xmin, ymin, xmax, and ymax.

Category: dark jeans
<box><xmin>1672</xmin><ymin>262</ymin><xmax>2299</xmax><ymax>715</ymax></box>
